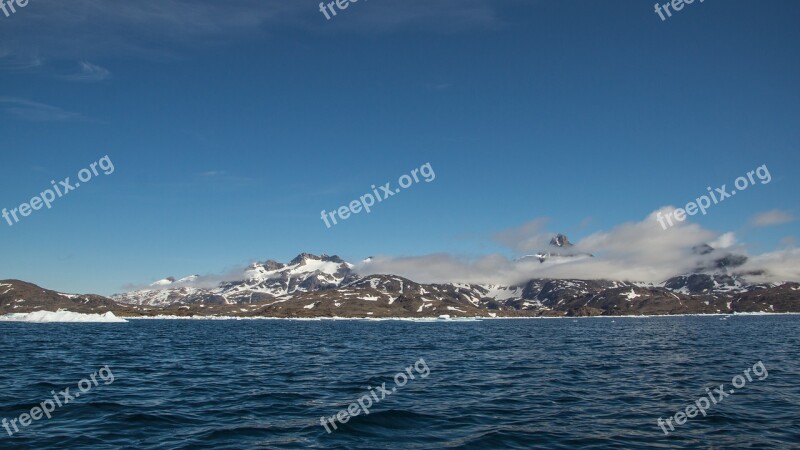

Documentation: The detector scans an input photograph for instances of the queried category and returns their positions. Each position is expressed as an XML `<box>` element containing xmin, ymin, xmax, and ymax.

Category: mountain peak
<box><xmin>692</xmin><ymin>244</ymin><xmax>714</xmax><ymax>255</ymax></box>
<box><xmin>289</xmin><ymin>253</ymin><xmax>345</xmax><ymax>265</ymax></box>
<box><xmin>260</xmin><ymin>260</ymin><xmax>285</xmax><ymax>271</ymax></box>
<box><xmin>550</xmin><ymin>234</ymin><xmax>573</xmax><ymax>248</ymax></box>
<box><xmin>321</xmin><ymin>254</ymin><xmax>345</xmax><ymax>264</ymax></box>
<box><xmin>289</xmin><ymin>253</ymin><xmax>316</xmax><ymax>265</ymax></box>
<box><xmin>690</xmin><ymin>243</ymin><xmax>748</xmax><ymax>273</ymax></box>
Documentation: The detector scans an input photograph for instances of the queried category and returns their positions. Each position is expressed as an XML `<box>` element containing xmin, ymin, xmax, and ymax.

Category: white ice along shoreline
<box><xmin>2</xmin><ymin>311</ymin><xmax>794</xmax><ymax>323</ymax></box>
<box><xmin>0</xmin><ymin>310</ymin><xmax>128</xmax><ymax>323</ymax></box>
<box><xmin>122</xmin><ymin>311</ymin><xmax>800</xmax><ymax>321</ymax></box>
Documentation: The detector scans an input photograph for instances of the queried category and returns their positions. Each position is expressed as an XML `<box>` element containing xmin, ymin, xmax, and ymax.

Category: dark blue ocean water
<box><xmin>1</xmin><ymin>316</ymin><xmax>799</xmax><ymax>449</ymax></box>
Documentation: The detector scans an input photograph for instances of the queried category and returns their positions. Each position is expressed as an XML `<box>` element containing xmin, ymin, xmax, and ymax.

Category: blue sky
<box><xmin>0</xmin><ymin>0</ymin><xmax>798</xmax><ymax>295</ymax></box>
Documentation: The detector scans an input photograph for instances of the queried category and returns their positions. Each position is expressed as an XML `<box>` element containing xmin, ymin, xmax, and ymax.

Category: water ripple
<box><xmin>0</xmin><ymin>316</ymin><xmax>799</xmax><ymax>449</ymax></box>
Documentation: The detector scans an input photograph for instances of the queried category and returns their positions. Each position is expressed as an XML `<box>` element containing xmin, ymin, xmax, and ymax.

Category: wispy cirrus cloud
<box><xmin>0</xmin><ymin>0</ymin><xmax>513</xmax><ymax>69</ymax></box>
<box><xmin>193</xmin><ymin>170</ymin><xmax>254</xmax><ymax>187</ymax></box>
<box><xmin>57</xmin><ymin>61</ymin><xmax>111</xmax><ymax>82</ymax></box>
<box><xmin>198</xmin><ymin>171</ymin><xmax>226</xmax><ymax>177</ymax></box>
<box><xmin>0</xmin><ymin>47</ymin><xmax>44</xmax><ymax>71</ymax></box>
<box><xmin>423</xmin><ymin>83</ymin><xmax>453</xmax><ymax>91</ymax></box>
<box><xmin>0</xmin><ymin>97</ymin><xmax>82</xmax><ymax>121</ymax></box>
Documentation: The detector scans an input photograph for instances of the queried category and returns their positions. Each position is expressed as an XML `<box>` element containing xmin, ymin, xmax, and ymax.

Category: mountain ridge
<box><xmin>4</xmin><ymin>235</ymin><xmax>799</xmax><ymax>318</ymax></box>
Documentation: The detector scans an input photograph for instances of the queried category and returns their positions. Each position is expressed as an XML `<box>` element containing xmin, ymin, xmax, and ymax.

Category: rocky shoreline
<box><xmin>2</xmin><ymin>276</ymin><xmax>799</xmax><ymax>319</ymax></box>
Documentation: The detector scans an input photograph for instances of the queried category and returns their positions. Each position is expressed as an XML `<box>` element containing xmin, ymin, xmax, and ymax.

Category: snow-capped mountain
<box><xmin>104</xmin><ymin>235</ymin><xmax>799</xmax><ymax>317</ymax></box>
<box><xmin>550</xmin><ymin>233</ymin><xmax>573</xmax><ymax>248</ymax></box>
<box><xmin>517</xmin><ymin>233</ymin><xmax>593</xmax><ymax>263</ymax></box>
<box><xmin>113</xmin><ymin>253</ymin><xmax>357</xmax><ymax>306</ymax></box>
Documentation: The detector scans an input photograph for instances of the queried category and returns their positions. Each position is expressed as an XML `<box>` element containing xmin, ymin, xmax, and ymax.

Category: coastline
<box><xmin>121</xmin><ymin>311</ymin><xmax>800</xmax><ymax>321</ymax></box>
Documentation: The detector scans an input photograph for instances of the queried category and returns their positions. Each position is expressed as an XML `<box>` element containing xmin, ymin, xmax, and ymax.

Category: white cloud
<box><xmin>750</xmin><ymin>210</ymin><xmax>794</xmax><ymax>227</ymax></box>
<box><xmin>121</xmin><ymin>265</ymin><xmax>249</xmax><ymax>292</ymax></box>
<box><xmin>738</xmin><ymin>249</ymin><xmax>800</xmax><ymax>284</ymax></box>
<box><xmin>357</xmin><ymin>207</ymin><xmax>799</xmax><ymax>285</ymax></box>
<box><xmin>492</xmin><ymin>218</ymin><xmax>552</xmax><ymax>253</ymax></box>
<box><xmin>710</xmin><ymin>232</ymin><xmax>737</xmax><ymax>249</ymax></box>
<box><xmin>123</xmin><ymin>207</ymin><xmax>800</xmax><ymax>291</ymax></box>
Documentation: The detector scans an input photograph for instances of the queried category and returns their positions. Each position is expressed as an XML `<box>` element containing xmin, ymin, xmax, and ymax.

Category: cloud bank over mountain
<box><xmin>356</xmin><ymin>207</ymin><xmax>800</xmax><ymax>285</ymax></box>
<box><xmin>126</xmin><ymin>207</ymin><xmax>800</xmax><ymax>292</ymax></box>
